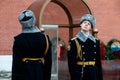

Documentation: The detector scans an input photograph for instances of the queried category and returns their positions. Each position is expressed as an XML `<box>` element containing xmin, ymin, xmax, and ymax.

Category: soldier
<box><xmin>12</xmin><ymin>10</ymin><xmax>52</xmax><ymax>80</ymax></box>
<box><xmin>67</xmin><ymin>14</ymin><xmax>103</xmax><ymax>80</ymax></box>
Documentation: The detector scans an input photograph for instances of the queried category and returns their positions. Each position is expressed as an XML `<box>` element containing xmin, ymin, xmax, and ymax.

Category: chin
<box><xmin>82</xmin><ymin>29</ymin><xmax>89</xmax><ymax>32</ymax></box>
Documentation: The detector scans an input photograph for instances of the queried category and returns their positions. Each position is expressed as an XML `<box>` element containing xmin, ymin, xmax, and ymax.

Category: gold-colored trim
<box><xmin>22</xmin><ymin>58</ymin><xmax>44</xmax><ymax>62</ymax></box>
<box><xmin>77</xmin><ymin>61</ymin><xmax>95</xmax><ymax>66</ymax></box>
<box><xmin>74</xmin><ymin>39</ymin><xmax>82</xmax><ymax>60</ymax></box>
<box><xmin>44</xmin><ymin>35</ymin><xmax>49</xmax><ymax>56</ymax></box>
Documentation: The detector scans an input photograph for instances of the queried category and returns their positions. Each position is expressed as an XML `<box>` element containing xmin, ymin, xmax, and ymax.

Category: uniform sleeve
<box><xmin>96</xmin><ymin>40</ymin><xmax>103</xmax><ymax>80</ymax></box>
<box><xmin>12</xmin><ymin>38</ymin><xmax>23</xmax><ymax>80</ymax></box>
<box><xmin>44</xmin><ymin>35</ymin><xmax>52</xmax><ymax>80</ymax></box>
<box><xmin>67</xmin><ymin>40</ymin><xmax>80</xmax><ymax>80</ymax></box>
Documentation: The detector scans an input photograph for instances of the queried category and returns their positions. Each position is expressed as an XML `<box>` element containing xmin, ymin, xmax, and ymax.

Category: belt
<box><xmin>22</xmin><ymin>58</ymin><xmax>44</xmax><ymax>64</ymax></box>
<box><xmin>77</xmin><ymin>61</ymin><xmax>95</xmax><ymax>67</ymax></box>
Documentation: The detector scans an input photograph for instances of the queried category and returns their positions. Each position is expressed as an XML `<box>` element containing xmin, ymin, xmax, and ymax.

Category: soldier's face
<box><xmin>80</xmin><ymin>21</ymin><xmax>92</xmax><ymax>32</ymax></box>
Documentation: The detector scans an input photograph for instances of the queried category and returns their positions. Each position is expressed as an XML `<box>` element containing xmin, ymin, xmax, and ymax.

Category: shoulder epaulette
<box><xmin>72</xmin><ymin>37</ymin><xmax>82</xmax><ymax>60</ymax></box>
<box><xmin>71</xmin><ymin>37</ymin><xmax>77</xmax><ymax>41</ymax></box>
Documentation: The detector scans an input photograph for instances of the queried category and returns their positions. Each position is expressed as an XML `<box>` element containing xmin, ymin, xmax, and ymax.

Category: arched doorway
<box><xmin>28</xmin><ymin>0</ymin><xmax>93</xmax><ymax>41</ymax></box>
<box><xmin>28</xmin><ymin>0</ymin><xmax>93</xmax><ymax>80</ymax></box>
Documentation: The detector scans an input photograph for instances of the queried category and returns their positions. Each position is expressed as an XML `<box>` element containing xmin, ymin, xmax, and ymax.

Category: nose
<box><xmin>85</xmin><ymin>23</ymin><xmax>89</xmax><ymax>26</ymax></box>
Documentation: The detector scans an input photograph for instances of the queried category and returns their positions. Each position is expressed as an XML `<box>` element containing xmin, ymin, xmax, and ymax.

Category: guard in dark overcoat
<box><xmin>12</xmin><ymin>10</ymin><xmax>52</xmax><ymax>80</ymax></box>
<box><xmin>67</xmin><ymin>14</ymin><xmax>103</xmax><ymax>80</ymax></box>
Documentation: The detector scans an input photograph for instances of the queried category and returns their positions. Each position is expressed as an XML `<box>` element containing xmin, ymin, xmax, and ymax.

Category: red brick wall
<box><xmin>87</xmin><ymin>0</ymin><xmax>120</xmax><ymax>44</ymax></box>
<box><xmin>0</xmin><ymin>0</ymin><xmax>36</xmax><ymax>54</ymax></box>
<box><xmin>0</xmin><ymin>0</ymin><xmax>120</xmax><ymax>54</ymax></box>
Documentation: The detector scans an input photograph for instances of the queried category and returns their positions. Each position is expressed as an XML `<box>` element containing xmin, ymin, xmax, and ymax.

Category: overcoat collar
<box><xmin>76</xmin><ymin>31</ymin><xmax>96</xmax><ymax>43</ymax></box>
<box><xmin>22</xmin><ymin>26</ymin><xmax>41</xmax><ymax>33</ymax></box>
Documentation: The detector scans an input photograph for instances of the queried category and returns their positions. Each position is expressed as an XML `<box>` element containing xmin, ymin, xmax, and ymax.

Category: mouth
<box><xmin>83</xmin><ymin>26</ymin><xmax>88</xmax><ymax>29</ymax></box>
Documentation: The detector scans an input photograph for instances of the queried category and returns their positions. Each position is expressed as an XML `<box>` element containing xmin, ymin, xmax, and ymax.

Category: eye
<box><xmin>88</xmin><ymin>23</ymin><xmax>91</xmax><ymax>25</ymax></box>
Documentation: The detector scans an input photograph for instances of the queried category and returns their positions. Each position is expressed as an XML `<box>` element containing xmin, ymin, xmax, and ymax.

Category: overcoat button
<box><xmin>94</xmin><ymin>45</ymin><xmax>96</xmax><ymax>47</ymax></box>
<box><xmin>82</xmin><ymin>45</ymin><xmax>84</xmax><ymax>47</ymax></box>
<box><xmin>83</xmin><ymin>52</ymin><xmax>85</xmax><ymax>54</ymax></box>
<box><xmin>94</xmin><ymin>52</ymin><xmax>96</xmax><ymax>54</ymax></box>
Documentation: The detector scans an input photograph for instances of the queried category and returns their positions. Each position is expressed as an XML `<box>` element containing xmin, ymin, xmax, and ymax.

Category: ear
<box><xmin>80</xmin><ymin>23</ymin><xmax>82</xmax><ymax>27</ymax></box>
